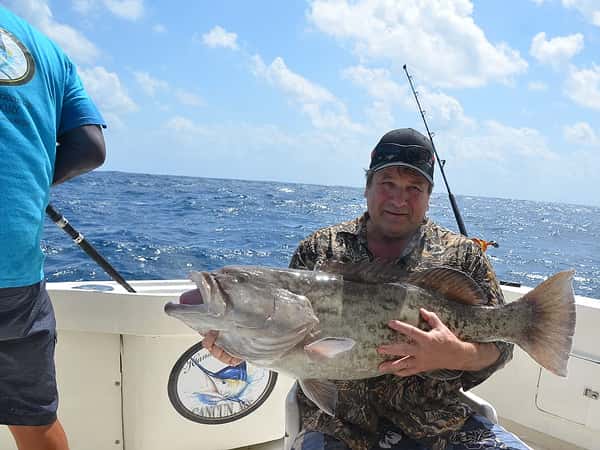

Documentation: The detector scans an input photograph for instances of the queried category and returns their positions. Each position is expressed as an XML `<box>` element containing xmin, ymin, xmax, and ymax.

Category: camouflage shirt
<box><xmin>288</xmin><ymin>213</ymin><xmax>513</xmax><ymax>450</ymax></box>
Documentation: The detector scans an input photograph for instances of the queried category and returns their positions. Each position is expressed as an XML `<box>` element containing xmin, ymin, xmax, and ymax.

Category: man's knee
<box><xmin>448</xmin><ymin>415</ymin><xmax>531</xmax><ymax>450</ymax></box>
<box><xmin>291</xmin><ymin>430</ymin><xmax>350</xmax><ymax>450</ymax></box>
<box><xmin>8</xmin><ymin>419</ymin><xmax>69</xmax><ymax>450</ymax></box>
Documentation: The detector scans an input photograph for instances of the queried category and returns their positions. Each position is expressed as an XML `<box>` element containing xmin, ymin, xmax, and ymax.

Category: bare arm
<box><xmin>53</xmin><ymin>125</ymin><xmax>106</xmax><ymax>185</ymax></box>
<box><xmin>458</xmin><ymin>341</ymin><xmax>501</xmax><ymax>371</ymax></box>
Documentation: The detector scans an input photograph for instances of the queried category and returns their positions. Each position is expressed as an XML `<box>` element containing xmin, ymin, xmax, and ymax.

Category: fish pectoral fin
<box><xmin>299</xmin><ymin>379</ymin><xmax>338</xmax><ymax>416</ymax></box>
<box><xmin>304</xmin><ymin>337</ymin><xmax>356</xmax><ymax>361</ymax></box>
<box><xmin>407</xmin><ymin>267</ymin><xmax>486</xmax><ymax>305</ymax></box>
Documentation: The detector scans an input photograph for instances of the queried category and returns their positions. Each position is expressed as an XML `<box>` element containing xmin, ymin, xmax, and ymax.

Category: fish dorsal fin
<box><xmin>319</xmin><ymin>259</ymin><xmax>408</xmax><ymax>284</ymax></box>
<box><xmin>407</xmin><ymin>267</ymin><xmax>486</xmax><ymax>305</ymax></box>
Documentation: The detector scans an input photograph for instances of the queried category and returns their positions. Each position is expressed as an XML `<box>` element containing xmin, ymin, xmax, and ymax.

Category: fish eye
<box><xmin>236</xmin><ymin>273</ymin><xmax>249</xmax><ymax>283</ymax></box>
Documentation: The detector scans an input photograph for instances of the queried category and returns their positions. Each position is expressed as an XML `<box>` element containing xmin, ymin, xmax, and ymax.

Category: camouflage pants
<box><xmin>290</xmin><ymin>415</ymin><xmax>531</xmax><ymax>450</ymax></box>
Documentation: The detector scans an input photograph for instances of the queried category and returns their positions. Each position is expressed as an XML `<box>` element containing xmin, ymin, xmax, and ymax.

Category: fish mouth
<box><xmin>164</xmin><ymin>271</ymin><xmax>229</xmax><ymax>332</ymax></box>
<box><xmin>197</xmin><ymin>271</ymin><xmax>228</xmax><ymax>317</ymax></box>
<box><xmin>179</xmin><ymin>288</ymin><xmax>203</xmax><ymax>305</ymax></box>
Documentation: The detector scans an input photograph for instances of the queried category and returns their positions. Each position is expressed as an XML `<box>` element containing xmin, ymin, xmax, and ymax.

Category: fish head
<box><xmin>210</xmin><ymin>266</ymin><xmax>307</xmax><ymax>329</ymax></box>
<box><xmin>165</xmin><ymin>266</ymin><xmax>320</xmax><ymax>365</ymax></box>
<box><xmin>164</xmin><ymin>270</ymin><xmax>230</xmax><ymax>333</ymax></box>
<box><xmin>174</xmin><ymin>266</ymin><xmax>312</xmax><ymax>332</ymax></box>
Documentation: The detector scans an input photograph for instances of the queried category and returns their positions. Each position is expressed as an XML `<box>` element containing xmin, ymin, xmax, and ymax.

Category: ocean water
<box><xmin>43</xmin><ymin>171</ymin><xmax>600</xmax><ymax>299</ymax></box>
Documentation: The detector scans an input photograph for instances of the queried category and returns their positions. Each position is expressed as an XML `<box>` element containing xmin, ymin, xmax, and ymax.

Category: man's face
<box><xmin>364</xmin><ymin>166</ymin><xmax>431</xmax><ymax>240</ymax></box>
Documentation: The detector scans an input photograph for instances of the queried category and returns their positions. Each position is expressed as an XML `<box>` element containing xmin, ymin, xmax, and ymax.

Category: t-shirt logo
<box><xmin>0</xmin><ymin>27</ymin><xmax>35</xmax><ymax>85</ymax></box>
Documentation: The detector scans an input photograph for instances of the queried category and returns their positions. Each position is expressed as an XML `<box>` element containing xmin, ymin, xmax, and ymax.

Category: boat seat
<box><xmin>283</xmin><ymin>382</ymin><xmax>499</xmax><ymax>450</ymax></box>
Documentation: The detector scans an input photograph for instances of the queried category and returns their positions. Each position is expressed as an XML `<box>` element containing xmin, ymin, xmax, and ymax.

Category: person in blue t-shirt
<box><xmin>0</xmin><ymin>7</ymin><xmax>106</xmax><ymax>450</ymax></box>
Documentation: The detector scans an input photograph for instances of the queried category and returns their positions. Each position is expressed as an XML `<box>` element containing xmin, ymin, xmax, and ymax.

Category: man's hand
<box><xmin>377</xmin><ymin>308</ymin><xmax>500</xmax><ymax>377</ymax></box>
<box><xmin>202</xmin><ymin>331</ymin><xmax>243</xmax><ymax>366</ymax></box>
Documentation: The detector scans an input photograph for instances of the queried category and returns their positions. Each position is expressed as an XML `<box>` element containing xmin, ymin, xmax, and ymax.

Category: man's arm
<box><xmin>378</xmin><ymin>241</ymin><xmax>513</xmax><ymax>384</ymax></box>
<box><xmin>53</xmin><ymin>125</ymin><xmax>106</xmax><ymax>185</ymax></box>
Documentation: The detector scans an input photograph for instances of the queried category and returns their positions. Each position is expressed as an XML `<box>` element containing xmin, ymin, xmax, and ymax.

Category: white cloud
<box><xmin>439</xmin><ymin>122</ymin><xmax>598</xmax><ymax>205</ymax></box>
<box><xmin>307</xmin><ymin>0</ymin><xmax>528</xmax><ymax>88</ymax></box>
<box><xmin>342</xmin><ymin>65</ymin><xmax>406</xmax><ymax>128</ymax></box>
<box><xmin>252</xmin><ymin>55</ymin><xmax>363</xmax><ymax>132</ymax></box>
<box><xmin>166</xmin><ymin>116</ymin><xmax>209</xmax><ymax>137</ymax></box>
<box><xmin>71</xmin><ymin>0</ymin><xmax>144</xmax><ymax>20</ymax></box>
<box><xmin>72</xmin><ymin>0</ymin><xmax>93</xmax><ymax>14</ymax></box>
<box><xmin>159</xmin><ymin>116</ymin><xmax>372</xmax><ymax>186</ymax></box>
<box><xmin>133</xmin><ymin>71</ymin><xmax>203</xmax><ymax>107</ymax></box>
<box><xmin>562</xmin><ymin>0</ymin><xmax>600</xmax><ymax>27</ymax></box>
<box><xmin>414</xmin><ymin>87</ymin><xmax>474</xmax><ymax>128</ymax></box>
<box><xmin>202</xmin><ymin>26</ymin><xmax>239</xmax><ymax>50</ymax></box>
<box><xmin>530</xmin><ymin>32</ymin><xmax>584</xmax><ymax>67</ymax></box>
<box><xmin>133</xmin><ymin>71</ymin><xmax>169</xmax><ymax>96</ymax></box>
<box><xmin>528</xmin><ymin>81</ymin><xmax>548</xmax><ymax>91</ymax></box>
<box><xmin>454</xmin><ymin>121</ymin><xmax>558</xmax><ymax>161</ymax></box>
<box><xmin>564</xmin><ymin>65</ymin><xmax>600</xmax><ymax>110</ymax></box>
<box><xmin>165</xmin><ymin>117</ymin><xmax>299</xmax><ymax>149</ymax></box>
<box><xmin>79</xmin><ymin>66</ymin><xmax>137</xmax><ymax>127</ymax></box>
<box><xmin>153</xmin><ymin>23</ymin><xmax>167</xmax><ymax>33</ymax></box>
<box><xmin>564</xmin><ymin>122</ymin><xmax>599</xmax><ymax>145</ymax></box>
<box><xmin>4</xmin><ymin>0</ymin><xmax>99</xmax><ymax>64</ymax></box>
<box><xmin>253</xmin><ymin>56</ymin><xmax>336</xmax><ymax>105</ymax></box>
<box><xmin>343</xmin><ymin>65</ymin><xmax>472</xmax><ymax>129</ymax></box>
<box><xmin>103</xmin><ymin>0</ymin><xmax>143</xmax><ymax>20</ymax></box>
<box><xmin>343</xmin><ymin>66</ymin><xmax>406</xmax><ymax>103</ymax></box>
<box><xmin>174</xmin><ymin>89</ymin><xmax>204</xmax><ymax>107</ymax></box>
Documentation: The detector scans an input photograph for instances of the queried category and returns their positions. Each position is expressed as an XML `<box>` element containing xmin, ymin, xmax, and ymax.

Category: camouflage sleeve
<box><xmin>289</xmin><ymin>228</ymin><xmax>333</xmax><ymax>270</ymax></box>
<box><xmin>289</xmin><ymin>238</ymin><xmax>318</xmax><ymax>270</ymax></box>
<box><xmin>459</xmin><ymin>241</ymin><xmax>514</xmax><ymax>391</ymax></box>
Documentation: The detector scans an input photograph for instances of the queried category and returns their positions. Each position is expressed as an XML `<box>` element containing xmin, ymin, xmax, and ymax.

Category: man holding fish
<box><xmin>171</xmin><ymin>128</ymin><xmax>573</xmax><ymax>450</ymax></box>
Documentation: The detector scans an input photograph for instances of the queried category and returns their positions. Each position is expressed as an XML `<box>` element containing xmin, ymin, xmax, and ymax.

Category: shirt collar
<box><xmin>342</xmin><ymin>212</ymin><xmax>428</xmax><ymax>262</ymax></box>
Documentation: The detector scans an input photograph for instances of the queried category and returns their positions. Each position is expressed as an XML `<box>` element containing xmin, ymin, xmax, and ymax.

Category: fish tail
<box><xmin>511</xmin><ymin>270</ymin><xmax>576</xmax><ymax>377</ymax></box>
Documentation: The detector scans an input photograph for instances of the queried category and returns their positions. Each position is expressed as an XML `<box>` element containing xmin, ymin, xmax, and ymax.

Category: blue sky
<box><xmin>3</xmin><ymin>0</ymin><xmax>600</xmax><ymax>206</ymax></box>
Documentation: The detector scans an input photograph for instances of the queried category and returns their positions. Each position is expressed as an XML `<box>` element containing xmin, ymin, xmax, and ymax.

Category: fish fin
<box><xmin>319</xmin><ymin>259</ymin><xmax>408</xmax><ymax>284</ymax></box>
<box><xmin>510</xmin><ymin>270</ymin><xmax>576</xmax><ymax>377</ymax></box>
<box><xmin>299</xmin><ymin>379</ymin><xmax>338</xmax><ymax>416</ymax></box>
<box><xmin>407</xmin><ymin>267</ymin><xmax>487</xmax><ymax>305</ymax></box>
<box><xmin>304</xmin><ymin>337</ymin><xmax>356</xmax><ymax>361</ymax></box>
<box><xmin>422</xmin><ymin>369</ymin><xmax>464</xmax><ymax>381</ymax></box>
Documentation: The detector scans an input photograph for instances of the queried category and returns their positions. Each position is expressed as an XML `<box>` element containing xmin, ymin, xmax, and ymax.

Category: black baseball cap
<box><xmin>369</xmin><ymin>128</ymin><xmax>435</xmax><ymax>185</ymax></box>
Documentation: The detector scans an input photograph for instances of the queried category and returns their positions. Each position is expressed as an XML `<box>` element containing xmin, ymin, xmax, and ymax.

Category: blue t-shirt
<box><xmin>0</xmin><ymin>7</ymin><xmax>105</xmax><ymax>287</ymax></box>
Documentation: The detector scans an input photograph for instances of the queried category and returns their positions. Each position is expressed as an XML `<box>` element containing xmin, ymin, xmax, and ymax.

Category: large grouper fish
<box><xmin>164</xmin><ymin>262</ymin><xmax>576</xmax><ymax>416</ymax></box>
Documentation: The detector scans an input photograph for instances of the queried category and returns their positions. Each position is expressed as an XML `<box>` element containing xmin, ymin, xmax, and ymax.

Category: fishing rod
<box><xmin>46</xmin><ymin>203</ymin><xmax>136</xmax><ymax>293</ymax></box>
<box><xmin>403</xmin><ymin>64</ymin><xmax>470</xmax><ymax>237</ymax></box>
<box><xmin>402</xmin><ymin>66</ymin><xmax>512</xmax><ymax>284</ymax></box>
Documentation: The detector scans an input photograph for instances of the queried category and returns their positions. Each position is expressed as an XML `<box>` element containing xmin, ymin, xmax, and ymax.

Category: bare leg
<box><xmin>8</xmin><ymin>419</ymin><xmax>69</xmax><ymax>450</ymax></box>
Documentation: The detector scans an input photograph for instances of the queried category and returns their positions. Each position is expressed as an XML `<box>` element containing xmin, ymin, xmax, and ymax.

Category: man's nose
<box><xmin>388</xmin><ymin>187</ymin><xmax>409</xmax><ymax>206</ymax></box>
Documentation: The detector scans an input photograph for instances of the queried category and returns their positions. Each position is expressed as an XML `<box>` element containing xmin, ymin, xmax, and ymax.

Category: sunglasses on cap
<box><xmin>370</xmin><ymin>143</ymin><xmax>434</xmax><ymax>169</ymax></box>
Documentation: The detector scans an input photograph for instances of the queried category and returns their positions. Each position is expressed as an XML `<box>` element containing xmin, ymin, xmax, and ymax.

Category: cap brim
<box><xmin>372</xmin><ymin>162</ymin><xmax>434</xmax><ymax>186</ymax></box>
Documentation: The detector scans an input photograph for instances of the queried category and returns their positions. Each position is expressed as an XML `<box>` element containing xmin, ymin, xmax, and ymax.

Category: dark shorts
<box><xmin>0</xmin><ymin>282</ymin><xmax>58</xmax><ymax>426</ymax></box>
<box><xmin>292</xmin><ymin>415</ymin><xmax>531</xmax><ymax>450</ymax></box>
